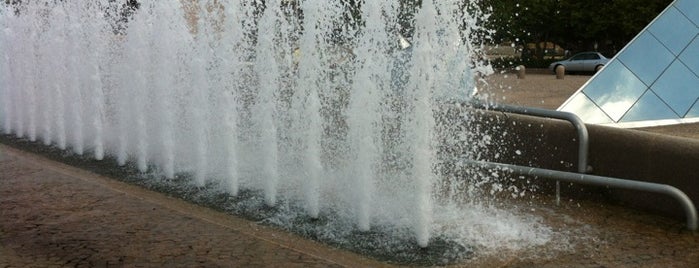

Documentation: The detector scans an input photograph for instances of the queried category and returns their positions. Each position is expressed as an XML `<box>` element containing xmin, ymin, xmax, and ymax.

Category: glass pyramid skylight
<box><xmin>558</xmin><ymin>0</ymin><xmax>699</xmax><ymax>128</ymax></box>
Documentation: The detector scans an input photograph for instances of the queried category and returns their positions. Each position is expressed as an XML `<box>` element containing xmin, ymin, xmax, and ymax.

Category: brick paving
<box><xmin>3</xmin><ymin>143</ymin><xmax>699</xmax><ymax>268</ymax></box>
<box><xmin>0</xmin><ymin>145</ymin><xmax>385</xmax><ymax>267</ymax></box>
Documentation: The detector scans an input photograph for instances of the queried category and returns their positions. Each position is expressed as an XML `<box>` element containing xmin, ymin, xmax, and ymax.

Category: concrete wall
<box><xmin>472</xmin><ymin>109</ymin><xmax>699</xmax><ymax>219</ymax></box>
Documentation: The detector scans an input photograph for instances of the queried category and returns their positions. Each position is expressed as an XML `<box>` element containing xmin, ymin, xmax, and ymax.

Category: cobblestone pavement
<box><xmin>2</xmin><ymin>142</ymin><xmax>699</xmax><ymax>267</ymax></box>
<box><xmin>0</xmin><ymin>145</ymin><xmax>386</xmax><ymax>267</ymax></box>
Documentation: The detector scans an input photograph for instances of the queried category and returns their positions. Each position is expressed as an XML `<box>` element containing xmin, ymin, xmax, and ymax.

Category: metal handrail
<box><xmin>471</xmin><ymin>102</ymin><xmax>589</xmax><ymax>205</ymax></box>
<box><xmin>464</xmin><ymin>159</ymin><xmax>698</xmax><ymax>231</ymax></box>
<box><xmin>471</xmin><ymin>102</ymin><xmax>589</xmax><ymax>173</ymax></box>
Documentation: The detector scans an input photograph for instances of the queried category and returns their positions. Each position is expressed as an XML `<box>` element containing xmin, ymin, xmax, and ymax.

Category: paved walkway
<box><xmin>0</xmin><ymin>145</ymin><xmax>385</xmax><ymax>267</ymax></box>
<box><xmin>3</xmin><ymin>143</ymin><xmax>699</xmax><ymax>267</ymax></box>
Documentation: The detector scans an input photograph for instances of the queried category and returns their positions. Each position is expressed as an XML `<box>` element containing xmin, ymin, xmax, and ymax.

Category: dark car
<box><xmin>548</xmin><ymin>52</ymin><xmax>609</xmax><ymax>73</ymax></box>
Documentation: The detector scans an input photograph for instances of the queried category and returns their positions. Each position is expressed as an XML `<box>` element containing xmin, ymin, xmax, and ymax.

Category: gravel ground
<box><xmin>482</xmin><ymin>72</ymin><xmax>591</xmax><ymax>110</ymax></box>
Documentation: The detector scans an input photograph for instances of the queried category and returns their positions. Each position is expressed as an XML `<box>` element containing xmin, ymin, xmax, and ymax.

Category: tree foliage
<box><xmin>483</xmin><ymin>0</ymin><xmax>673</xmax><ymax>58</ymax></box>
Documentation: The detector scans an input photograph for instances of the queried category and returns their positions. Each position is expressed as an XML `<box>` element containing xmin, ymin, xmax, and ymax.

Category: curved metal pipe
<box><xmin>464</xmin><ymin>159</ymin><xmax>698</xmax><ymax>231</ymax></box>
<box><xmin>472</xmin><ymin>102</ymin><xmax>589</xmax><ymax>173</ymax></box>
<box><xmin>470</xmin><ymin>102</ymin><xmax>589</xmax><ymax>206</ymax></box>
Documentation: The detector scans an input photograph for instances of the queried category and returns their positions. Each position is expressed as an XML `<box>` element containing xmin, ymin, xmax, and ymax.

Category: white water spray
<box><xmin>0</xmin><ymin>0</ymin><xmax>554</xmax><ymax>252</ymax></box>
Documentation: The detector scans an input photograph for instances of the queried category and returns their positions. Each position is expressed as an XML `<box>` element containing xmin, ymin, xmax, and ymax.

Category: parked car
<box><xmin>548</xmin><ymin>52</ymin><xmax>609</xmax><ymax>73</ymax></box>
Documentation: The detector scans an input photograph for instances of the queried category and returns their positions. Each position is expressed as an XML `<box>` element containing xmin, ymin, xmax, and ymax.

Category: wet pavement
<box><xmin>2</xmin><ymin>142</ymin><xmax>699</xmax><ymax>267</ymax></box>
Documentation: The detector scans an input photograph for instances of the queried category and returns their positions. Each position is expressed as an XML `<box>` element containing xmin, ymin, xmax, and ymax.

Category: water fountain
<box><xmin>0</xmin><ymin>0</ymin><xmax>557</xmax><ymax>263</ymax></box>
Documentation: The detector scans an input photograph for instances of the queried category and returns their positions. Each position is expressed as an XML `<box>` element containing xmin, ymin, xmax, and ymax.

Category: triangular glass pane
<box><xmin>559</xmin><ymin>93</ymin><xmax>613</xmax><ymax>124</ymax></box>
<box><xmin>650</xmin><ymin>60</ymin><xmax>699</xmax><ymax>116</ymax></box>
<box><xmin>679</xmin><ymin>37</ymin><xmax>699</xmax><ymax>76</ymax></box>
<box><xmin>618</xmin><ymin>31</ymin><xmax>675</xmax><ymax>85</ymax></box>
<box><xmin>648</xmin><ymin>6</ymin><xmax>698</xmax><ymax>55</ymax></box>
<box><xmin>685</xmin><ymin>100</ymin><xmax>699</xmax><ymax>117</ymax></box>
<box><xmin>675</xmin><ymin>0</ymin><xmax>699</xmax><ymax>26</ymax></box>
<box><xmin>619</xmin><ymin>91</ymin><xmax>679</xmax><ymax>122</ymax></box>
<box><xmin>582</xmin><ymin>60</ymin><xmax>648</xmax><ymax>122</ymax></box>
<box><xmin>559</xmin><ymin>0</ymin><xmax>699</xmax><ymax>126</ymax></box>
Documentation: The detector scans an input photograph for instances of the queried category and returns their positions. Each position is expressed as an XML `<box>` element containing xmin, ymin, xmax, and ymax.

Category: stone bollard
<box><xmin>555</xmin><ymin>65</ymin><xmax>565</xmax><ymax>79</ymax></box>
<box><xmin>515</xmin><ymin>65</ymin><xmax>525</xmax><ymax>79</ymax></box>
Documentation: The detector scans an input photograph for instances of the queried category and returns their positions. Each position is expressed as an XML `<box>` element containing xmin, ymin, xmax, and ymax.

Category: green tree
<box><xmin>484</xmin><ymin>0</ymin><xmax>672</xmax><ymax>60</ymax></box>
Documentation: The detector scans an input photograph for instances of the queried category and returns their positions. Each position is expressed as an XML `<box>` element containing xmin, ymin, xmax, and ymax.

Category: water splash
<box><xmin>0</xmin><ymin>0</ymin><xmax>552</xmax><ymax>256</ymax></box>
